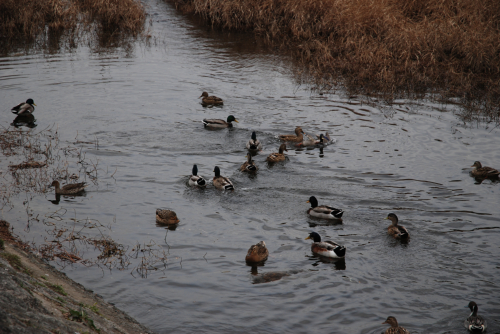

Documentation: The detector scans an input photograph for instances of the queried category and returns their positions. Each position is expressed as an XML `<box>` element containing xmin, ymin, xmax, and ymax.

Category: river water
<box><xmin>1</xmin><ymin>1</ymin><xmax>499</xmax><ymax>333</ymax></box>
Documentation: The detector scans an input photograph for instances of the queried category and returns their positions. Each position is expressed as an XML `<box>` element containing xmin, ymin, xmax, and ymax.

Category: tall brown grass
<box><xmin>172</xmin><ymin>0</ymin><xmax>500</xmax><ymax>118</ymax></box>
<box><xmin>0</xmin><ymin>0</ymin><xmax>145</xmax><ymax>40</ymax></box>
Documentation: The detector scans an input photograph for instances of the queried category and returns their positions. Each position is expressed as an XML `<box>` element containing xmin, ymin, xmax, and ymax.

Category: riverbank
<box><xmin>0</xmin><ymin>220</ymin><xmax>155</xmax><ymax>334</ymax></box>
<box><xmin>171</xmin><ymin>0</ymin><xmax>500</xmax><ymax>120</ymax></box>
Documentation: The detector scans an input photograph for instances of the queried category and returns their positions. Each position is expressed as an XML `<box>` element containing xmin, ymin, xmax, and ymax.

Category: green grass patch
<box><xmin>67</xmin><ymin>309</ymin><xmax>100</xmax><ymax>333</ymax></box>
<box><xmin>0</xmin><ymin>252</ymin><xmax>23</xmax><ymax>270</ymax></box>
<box><xmin>48</xmin><ymin>283</ymin><xmax>68</xmax><ymax>296</ymax></box>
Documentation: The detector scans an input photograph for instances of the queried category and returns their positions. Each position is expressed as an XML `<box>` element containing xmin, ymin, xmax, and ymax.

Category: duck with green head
<box><xmin>11</xmin><ymin>98</ymin><xmax>36</xmax><ymax>115</ymax></box>
<box><xmin>202</xmin><ymin>115</ymin><xmax>238</xmax><ymax>128</ymax></box>
<box><xmin>213</xmin><ymin>166</ymin><xmax>234</xmax><ymax>190</ymax></box>
<box><xmin>305</xmin><ymin>232</ymin><xmax>346</xmax><ymax>258</ymax></box>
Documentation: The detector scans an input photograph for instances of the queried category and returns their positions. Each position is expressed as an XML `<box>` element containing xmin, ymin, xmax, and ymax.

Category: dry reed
<box><xmin>171</xmin><ymin>0</ymin><xmax>500</xmax><ymax>118</ymax></box>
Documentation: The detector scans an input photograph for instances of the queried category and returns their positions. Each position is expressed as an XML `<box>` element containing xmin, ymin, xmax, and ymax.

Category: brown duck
<box><xmin>266</xmin><ymin>144</ymin><xmax>288</xmax><ymax>163</ymax></box>
<box><xmin>51</xmin><ymin>180</ymin><xmax>87</xmax><ymax>195</ymax></box>
<box><xmin>279</xmin><ymin>126</ymin><xmax>304</xmax><ymax>142</ymax></box>
<box><xmin>156</xmin><ymin>209</ymin><xmax>180</xmax><ymax>225</ymax></box>
<box><xmin>386</xmin><ymin>213</ymin><xmax>409</xmax><ymax>239</ymax></box>
<box><xmin>245</xmin><ymin>241</ymin><xmax>269</xmax><ymax>263</ymax></box>
<box><xmin>470</xmin><ymin>161</ymin><xmax>499</xmax><ymax>178</ymax></box>
<box><xmin>240</xmin><ymin>154</ymin><xmax>258</xmax><ymax>173</ymax></box>
<box><xmin>382</xmin><ymin>316</ymin><xmax>410</xmax><ymax>334</ymax></box>
<box><xmin>199</xmin><ymin>92</ymin><xmax>223</xmax><ymax>105</ymax></box>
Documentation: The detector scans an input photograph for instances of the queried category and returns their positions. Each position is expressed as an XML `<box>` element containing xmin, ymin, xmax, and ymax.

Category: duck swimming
<box><xmin>189</xmin><ymin>164</ymin><xmax>206</xmax><ymax>187</ymax></box>
<box><xmin>386</xmin><ymin>213</ymin><xmax>409</xmax><ymax>239</ymax></box>
<box><xmin>213</xmin><ymin>166</ymin><xmax>234</xmax><ymax>190</ymax></box>
<box><xmin>307</xmin><ymin>196</ymin><xmax>343</xmax><ymax>220</ymax></box>
<box><xmin>156</xmin><ymin>209</ymin><xmax>180</xmax><ymax>225</ymax></box>
<box><xmin>246</xmin><ymin>131</ymin><xmax>263</xmax><ymax>152</ymax></box>
<box><xmin>202</xmin><ymin>115</ymin><xmax>238</xmax><ymax>128</ymax></box>
<box><xmin>240</xmin><ymin>154</ymin><xmax>258</xmax><ymax>173</ymax></box>
<box><xmin>279</xmin><ymin>126</ymin><xmax>304</xmax><ymax>142</ymax></box>
<box><xmin>51</xmin><ymin>180</ymin><xmax>87</xmax><ymax>195</ymax></box>
<box><xmin>470</xmin><ymin>161</ymin><xmax>499</xmax><ymax>178</ymax></box>
<box><xmin>465</xmin><ymin>301</ymin><xmax>487</xmax><ymax>333</ymax></box>
<box><xmin>305</xmin><ymin>232</ymin><xmax>346</xmax><ymax>258</ymax></box>
<box><xmin>245</xmin><ymin>241</ymin><xmax>269</xmax><ymax>263</ymax></box>
<box><xmin>199</xmin><ymin>92</ymin><xmax>223</xmax><ymax>105</ymax></box>
<box><xmin>11</xmin><ymin>99</ymin><xmax>36</xmax><ymax>115</ymax></box>
<box><xmin>266</xmin><ymin>143</ymin><xmax>288</xmax><ymax>163</ymax></box>
<box><xmin>382</xmin><ymin>316</ymin><xmax>410</xmax><ymax>334</ymax></box>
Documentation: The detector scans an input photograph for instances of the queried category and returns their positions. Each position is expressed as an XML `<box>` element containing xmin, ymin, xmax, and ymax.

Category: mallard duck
<box><xmin>471</xmin><ymin>161</ymin><xmax>499</xmax><ymax>178</ymax></box>
<box><xmin>382</xmin><ymin>316</ymin><xmax>410</xmax><ymax>334</ymax></box>
<box><xmin>279</xmin><ymin>126</ymin><xmax>304</xmax><ymax>142</ymax></box>
<box><xmin>245</xmin><ymin>241</ymin><xmax>269</xmax><ymax>263</ymax></box>
<box><xmin>307</xmin><ymin>196</ymin><xmax>343</xmax><ymax>220</ymax></box>
<box><xmin>240</xmin><ymin>154</ymin><xmax>258</xmax><ymax>172</ymax></box>
<box><xmin>213</xmin><ymin>166</ymin><xmax>234</xmax><ymax>190</ymax></box>
<box><xmin>299</xmin><ymin>133</ymin><xmax>326</xmax><ymax>147</ymax></box>
<box><xmin>199</xmin><ymin>91</ymin><xmax>223</xmax><ymax>105</ymax></box>
<box><xmin>266</xmin><ymin>143</ymin><xmax>288</xmax><ymax>162</ymax></box>
<box><xmin>246</xmin><ymin>131</ymin><xmax>263</xmax><ymax>152</ymax></box>
<box><xmin>305</xmin><ymin>232</ymin><xmax>346</xmax><ymax>258</ymax></box>
<box><xmin>51</xmin><ymin>180</ymin><xmax>87</xmax><ymax>195</ymax></box>
<box><xmin>202</xmin><ymin>115</ymin><xmax>238</xmax><ymax>128</ymax></box>
<box><xmin>11</xmin><ymin>98</ymin><xmax>36</xmax><ymax>115</ymax></box>
<box><xmin>465</xmin><ymin>301</ymin><xmax>487</xmax><ymax>333</ymax></box>
<box><xmin>156</xmin><ymin>209</ymin><xmax>180</xmax><ymax>225</ymax></box>
<box><xmin>386</xmin><ymin>213</ymin><xmax>409</xmax><ymax>239</ymax></box>
<box><xmin>189</xmin><ymin>164</ymin><xmax>206</xmax><ymax>187</ymax></box>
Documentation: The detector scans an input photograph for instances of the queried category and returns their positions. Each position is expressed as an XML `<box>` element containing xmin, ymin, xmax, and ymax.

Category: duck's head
<box><xmin>471</xmin><ymin>161</ymin><xmax>482</xmax><ymax>168</ymax></box>
<box><xmin>214</xmin><ymin>166</ymin><xmax>221</xmax><ymax>176</ymax></box>
<box><xmin>306</xmin><ymin>196</ymin><xmax>318</xmax><ymax>208</ymax></box>
<box><xmin>386</xmin><ymin>213</ymin><xmax>399</xmax><ymax>225</ymax></box>
<box><xmin>26</xmin><ymin>98</ymin><xmax>36</xmax><ymax>106</ymax></box>
<box><xmin>278</xmin><ymin>143</ymin><xmax>288</xmax><ymax>154</ymax></box>
<box><xmin>199</xmin><ymin>92</ymin><xmax>209</xmax><ymax>98</ymax></box>
<box><xmin>318</xmin><ymin>134</ymin><xmax>324</xmax><ymax>143</ymax></box>
<box><xmin>305</xmin><ymin>231</ymin><xmax>321</xmax><ymax>242</ymax></box>
<box><xmin>295</xmin><ymin>127</ymin><xmax>304</xmax><ymax>135</ymax></box>
<box><xmin>227</xmin><ymin>115</ymin><xmax>238</xmax><ymax>123</ymax></box>
<box><xmin>51</xmin><ymin>180</ymin><xmax>60</xmax><ymax>187</ymax></box>
<box><xmin>467</xmin><ymin>301</ymin><xmax>478</xmax><ymax>314</ymax></box>
<box><xmin>192</xmin><ymin>164</ymin><xmax>199</xmax><ymax>176</ymax></box>
<box><xmin>251</xmin><ymin>131</ymin><xmax>257</xmax><ymax>141</ymax></box>
<box><xmin>382</xmin><ymin>316</ymin><xmax>399</xmax><ymax>328</ymax></box>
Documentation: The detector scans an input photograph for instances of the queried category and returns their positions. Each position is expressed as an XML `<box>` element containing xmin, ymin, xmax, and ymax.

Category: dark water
<box><xmin>1</xmin><ymin>1</ymin><xmax>499</xmax><ymax>333</ymax></box>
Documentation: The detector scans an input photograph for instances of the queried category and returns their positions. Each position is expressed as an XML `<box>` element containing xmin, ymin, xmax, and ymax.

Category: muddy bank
<box><xmin>0</xmin><ymin>220</ymin><xmax>155</xmax><ymax>334</ymax></box>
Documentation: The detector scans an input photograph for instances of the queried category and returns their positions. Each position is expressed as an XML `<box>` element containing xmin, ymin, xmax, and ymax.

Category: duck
<box><xmin>266</xmin><ymin>143</ymin><xmax>288</xmax><ymax>163</ymax></box>
<box><xmin>199</xmin><ymin>92</ymin><xmax>223</xmax><ymax>105</ymax></box>
<box><xmin>213</xmin><ymin>166</ymin><xmax>234</xmax><ymax>190</ymax></box>
<box><xmin>11</xmin><ymin>98</ymin><xmax>36</xmax><ymax>115</ymax></box>
<box><xmin>246</xmin><ymin>131</ymin><xmax>263</xmax><ymax>152</ymax></box>
<box><xmin>189</xmin><ymin>164</ymin><xmax>206</xmax><ymax>187</ymax></box>
<box><xmin>279</xmin><ymin>126</ymin><xmax>304</xmax><ymax>142</ymax></box>
<box><xmin>386</xmin><ymin>213</ymin><xmax>409</xmax><ymax>239</ymax></box>
<box><xmin>245</xmin><ymin>241</ymin><xmax>269</xmax><ymax>263</ymax></box>
<box><xmin>299</xmin><ymin>133</ymin><xmax>325</xmax><ymax>147</ymax></box>
<box><xmin>307</xmin><ymin>196</ymin><xmax>343</xmax><ymax>220</ymax></box>
<box><xmin>382</xmin><ymin>316</ymin><xmax>410</xmax><ymax>334</ymax></box>
<box><xmin>470</xmin><ymin>161</ymin><xmax>499</xmax><ymax>178</ymax></box>
<box><xmin>465</xmin><ymin>301</ymin><xmax>487</xmax><ymax>333</ymax></box>
<box><xmin>305</xmin><ymin>232</ymin><xmax>346</xmax><ymax>258</ymax></box>
<box><xmin>240</xmin><ymin>154</ymin><xmax>258</xmax><ymax>173</ymax></box>
<box><xmin>51</xmin><ymin>180</ymin><xmax>87</xmax><ymax>195</ymax></box>
<box><xmin>202</xmin><ymin>115</ymin><xmax>238</xmax><ymax>128</ymax></box>
<box><xmin>156</xmin><ymin>209</ymin><xmax>180</xmax><ymax>225</ymax></box>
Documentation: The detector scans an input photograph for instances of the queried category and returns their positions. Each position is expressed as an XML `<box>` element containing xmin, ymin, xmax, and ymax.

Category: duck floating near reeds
<box><xmin>199</xmin><ymin>92</ymin><xmax>223</xmax><ymax>105</ymax></box>
<box><xmin>11</xmin><ymin>98</ymin><xmax>36</xmax><ymax>115</ymax></box>
<box><xmin>386</xmin><ymin>213</ymin><xmax>409</xmax><ymax>239</ymax></box>
<box><xmin>213</xmin><ymin>166</ymin><xmax>234</xmax><ymax>190</ymax></box>
<box><xmin>246</xmin><ymin>131</ymin><xmax>263</xmax><ymax>152</ymax></box>
<box><xmin>279</xmin><ymin>126</ymin><xmax>304</xmax><ymax>142</ymax></box>
<box><xmin>189</xmin><ymin>164</ymin><xmax>206</xmax><ymax>187</ymax></box>
<box><xmin>156</xmin><ymin>209</ymin><xmax>180</xmax><ymax>225</ymax></box>
<box><xmin>202</xmin><ymin>115</ymin><xmax>238</xmax><ymax>128</ymax></box>
<box><xmin>305</xmin><ymin>232</ymin><xmax>346</xmax><ymax>258</ymax></box>
<box><xmin>382</xmin><ymin>316</ymin><xmax>410</xmax><ymax>334</ymax></box>
<box><xmin>465</xmin><ymin>301</ymin><xmax>487</xmax><ymax>333</ymax></box>
<box><xmin>470</xmin><ymin>161</ymin><xmax>499</xmax><ymax>178</ymax></box>
<box><xmin>51</xmin><ymin>180</ymin><xmax>87</xmax><ymax>195</ymax></box>
<box><xmin>245</xmin><ymin>241</ymin><xmax>269</xmax><ymax>263</ymax></box>
<box><xmin>307</xmin><ymin>196</ymin><xmax>343</xmax><ymax>220</ymax></box>
<box><xmin>240</xmin><ymin>154</ymin><xmax>258</xmax><ymax>173</ymax></box>
<box><xmin>266</xmin><ymin>143</ymin><xmax>288</xmax><ymax>163</ymax></box>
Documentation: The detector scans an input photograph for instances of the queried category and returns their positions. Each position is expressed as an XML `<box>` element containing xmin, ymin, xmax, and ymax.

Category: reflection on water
<box><xmin>0</xmin><ymin>0</ymin><xmax>499</xmax><ymax>333</ymax></box>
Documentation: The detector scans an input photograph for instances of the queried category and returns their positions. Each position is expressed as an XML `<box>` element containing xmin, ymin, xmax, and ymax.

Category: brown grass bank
<box><xmin>171</xmin><ymin>0</ymin><xmax>500</xmax><ymax>117</ymax></box>
<box><xmin>0</xmin><ymin>0</ymin><xmax>146</xmax><ymax>41</ymax></box>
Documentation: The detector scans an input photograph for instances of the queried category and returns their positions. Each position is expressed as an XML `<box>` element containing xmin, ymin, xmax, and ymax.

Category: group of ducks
<box><xmin>12</xmin><ymin>95</ymin><xmax>492</xmax><ymax>333</ymax></box>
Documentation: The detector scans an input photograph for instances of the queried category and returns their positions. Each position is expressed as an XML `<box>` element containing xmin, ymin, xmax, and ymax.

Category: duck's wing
<box><xmin>11</xmin><ymin>102</ymin><xmax>33</xmax><ymax>115</ymax></box>
<box><xmin>214</xmin><ymin>176</ymin><xmax>234</xmax><ymax>190</ymax></box>
<box><xmin>190</xmin><ymin>175</ymin><xmax>206</xmax><ymax>186</ymax></box>
<box><xmin>466</xmin><ymin>314</ymin><xmax>486</xmax><ymax>331</ymax></box>
<box><xmin>314</xmin><ymin>205</ymin><xmax>344</xmax><ymax>218</ymax></box>
<box><xmin>246</xmin><ymin>139</ymin><xmax>262</xmax><ymax>150</ymax></box>
<box><xmin>320</xmin><ymin>241</ymin><xmax>346</xmax><ymax>257</ymax></box>
<box><xmin>479</xmin><ymin>167</ymin><xmax>500</xmax><ymax>176</ymax></box>
<box><xmin>208</xmin><ymin>95</ymin><xmax>223</xmax><ymax>103</ymax></box>
<box><xmin>395</xmin><ymin>225</ymin><xmax>409</xmax><ymax>239</ymax></box>
<box><xmin>61</xmin><ymin>182</ymin><xmax>87</xmax><ymax>191</ymax></box>
<box><xmin>202</xmin><ymin>118</ymin><xmax>227</xmax><ymax>126</ymax></box>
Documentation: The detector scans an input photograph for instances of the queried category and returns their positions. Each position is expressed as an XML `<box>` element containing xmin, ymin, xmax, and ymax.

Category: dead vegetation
<box><xmin>171</xmin><ymin>0</ymin><xmax>500</xmax><ymax>122</ymax></box>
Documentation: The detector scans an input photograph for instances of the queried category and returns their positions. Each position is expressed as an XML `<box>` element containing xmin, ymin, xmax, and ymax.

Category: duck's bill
<box><xmin>305</xmin><ymin>236</ymin><xmax>311</xmax><ymax>240</ymax></box>
<box><xmin>306</xmin><ymin>200</ymin><xmax>310</xmax><ymax>203</ymax></box>
<box><xmin>234</xmin><ymin>120</ymin><xmax>239</xmax><ymax>123</ymax></box>
<box><xmin>33</xmin><ymin>103</ymin><xmax>37</xmax><ymax>106</ymax></box>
